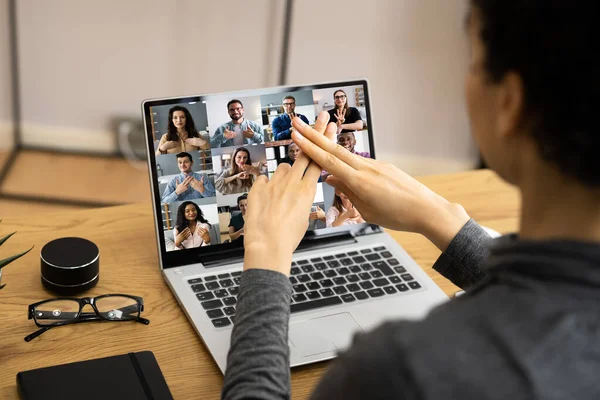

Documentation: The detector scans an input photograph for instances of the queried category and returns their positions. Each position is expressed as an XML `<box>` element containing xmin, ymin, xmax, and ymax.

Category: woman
<box><xmin>215</xmin><ymin>147</ymin><xmax>261</xmax><ymax>195</ymax></box>
<box><xmin>327</xmin><ymin>89</ymin><xmax>364</xmax><ymax>134</ymax></box>
<box><xmin>326</xmin><ymin>189</ymin><xmax>365</xmax><ymax>227</ymax></box>
<box><xmin>172</xmin><ymin>201</ymin><xmax>211</xmax><ymax>250</ymax></box>
<box><xmin>222</xmin><ymin>1</ymin><xmax>600</xmax><ymax>397</ymax></box>
<box><xmin>155</xmin><ymin>106</ymin><xmax>209</xmax><ymax>155</ymax></box>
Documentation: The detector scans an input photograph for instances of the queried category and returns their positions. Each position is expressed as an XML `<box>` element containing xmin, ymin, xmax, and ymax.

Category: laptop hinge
<box><xmin>199</xmin><ymin>233</ymin><xmax>360</xmax><ymax>268</ymax></box>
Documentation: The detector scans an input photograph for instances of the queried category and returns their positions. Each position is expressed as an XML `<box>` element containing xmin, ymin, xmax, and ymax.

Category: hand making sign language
<box><xmin>161</xmin><ymin>152</ymin><xmax>216</xmax><ymax>203</ymax></box>
<box><xmin>210</xmin><ymin>99</ymin><xmax>265</xmax><ymax>148</ymax></box>
<box><xmin>223</xmin><ymin>127</ymin><xmax>236</xmax><ymax>141</ymax></box>
<box><xmin>243</xmin><ymin>124</ymin><xmax>255</xmax><ymax>139</ymax></box>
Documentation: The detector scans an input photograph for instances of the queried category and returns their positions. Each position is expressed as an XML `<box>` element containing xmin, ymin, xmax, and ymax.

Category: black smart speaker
<box><xmin>40</xmin><ymin>237</ymin><xmax>100</xmax><ymax>295</ymax></box>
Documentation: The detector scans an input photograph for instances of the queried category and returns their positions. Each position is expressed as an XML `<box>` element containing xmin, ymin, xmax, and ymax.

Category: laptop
<box><xmin>141</xmin><ymin>79</ymin><xmax>449</xmax><ymax>373</ymax></box>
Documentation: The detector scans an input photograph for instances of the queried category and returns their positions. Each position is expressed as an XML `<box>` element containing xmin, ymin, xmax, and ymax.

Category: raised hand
<box><xmin>197</xmin><ymin>226</ymin><xmax>210</xmax><ymax>242</ymax></box>
<box><xmin>174</xmin><ymin>176</ymin><xmax>193</xmax><ymax>195</ymax></box>
<box><xmin>335</xmin><ymin>109</ymin><xmax>345</xmax><ymax>126</ymax></box>
<box><xmin>291</xmin><ymin>114</ymin><xmax>471</xmax><ymax>252</ymax></box>
<box><xmin>242</xmin><ymin>111</ymin><xmax>337</xmax><ymax>276</ymax></box>
<box><xmin>224</xmin><ymin>127</ymin><xmax>236</xmax><ymax>140</ymax></box>
<box><xmin>175</xmin><ymin>228</ymin><xmax>192</xmax><ymax>247</ymax></box>
<box><xmin>309</xmin><ymin>206</ymin><xmax>325</xmax><ymax>221</ymax></box>
<box><xmin>242</xmin><ymin>164</ymin><xmax>261</xmax><ymax>177</ymax></box>
<box><xmin>236</xmin><ymin>171</ymin><xmax>250</xmax><ymax>180</ymax></box>
<box><xmin>346</xmin><ymin>206</ymin><xmax>360</xmax><ymax>220</ymax></box>
<box><xmin>185</xmin><ymin>137</ymin><xmax>208</xmax><ymax>148</ymax></box>
<box><xmin>190</xmin><ymin>175</ymin><xmax>205</xmax><ymax>193</ymax></box>
<box><xmin>242</xmin><ymin>124</ymin><xmax>255</xmax><ymax>139</ymax></box>
<box><xmin>160</xmin><ymin>140</ymin><xmax>179</xmax><ymax>152</ymax></box>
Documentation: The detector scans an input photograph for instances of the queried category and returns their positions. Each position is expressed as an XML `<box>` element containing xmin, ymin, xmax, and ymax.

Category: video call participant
<box><xmin>327</xmin><ymin>89</ymin><xmax>364</xmax><ymax>134</ymax></box>
<box><xmin>326</xmin><ymin>189</ymin><xmax>365</xmax><ymax>227</ymax></box>
<box><xmin>280</xmin><ymin>142</ymin><xmax>301</xmax><ymax>166</ymax></box>
<box><xmin>172</xmin><ymin>201</ymin><xmax>212</xmax><ymax>250</ymax></box>
<box><xmin>271</xmin><ymin>96</ymin><xmax>310</xmax><ymax>140</ymax></box>
<box><xmin>321</xmin><ymin>132</ymin><xmax>369</xmax><ymax>180</ymax></box>
<box><xmin>161</xmin><ymin>152</ymin><xmax>216</xmax><ymax>203</ymax></box>
<box><xmin>156</xmin><ymin>106</ymin><xmax>209</xmax><ymax>155</ymax></box>
<box><xmin>210</xmin><ymin>100</ymin><xmax>264</xmax><ymax>148</ymax></box>
<box><xmin>337</xmin><ymin>131</ymin><xmax>370</xmax><ymax>158</ymax></box>
<box><xmin>215</xmin><ymin>147</ymin><xmax>262</xmax><ymax>195</ymax></box>
<box><xmin>228</xmin><ymin>194</ymin><xmax>247</xmax><ymax>243</ymax></box>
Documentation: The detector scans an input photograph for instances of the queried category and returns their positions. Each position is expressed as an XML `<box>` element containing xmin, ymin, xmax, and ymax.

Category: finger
<box><xmin>324</xmin><ymin>175</ymin><xmax>362</xmax><ymax>206</ymax></box>
<box><xmin>269</xmin><ymin>162</ymin><xmax>291</xmax><ymax>185</ymax></box>
<box><xmin>292</xmin><ymin>119</ymin><xmax>366</xmax><ymax>178</ymax></box>
<box><xmin>313</xmin><ymin>110</ymin><xmax>330</xmax><ymax>135</ymax></box>
<box><xmin>247</xmin><ymin>175</ymin><xmax>269</xmax><ymax>205</ymax></box>
<box><xmin>287</xmin><ymin>112</ymin><xmax>328</xmax><ymax>181</ymax></box>
<box><xmin>301</xmin><ymin>120</ymin><xmax>338</xmax><ymax>184</ymax></box>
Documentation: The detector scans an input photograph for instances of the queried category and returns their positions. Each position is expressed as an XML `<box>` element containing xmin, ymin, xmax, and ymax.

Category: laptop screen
<box><xmin>143</xmin><ymin>80</ymin><xmax>376</xmax><ymax>268</ymax></box>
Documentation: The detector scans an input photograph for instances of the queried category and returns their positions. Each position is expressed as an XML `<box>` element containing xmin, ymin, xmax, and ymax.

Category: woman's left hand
<box><xmin>243</xmin><ymin>111</ymin><xmax>337</xmax><ymax>276</ymax></box>
<box><xmin>185</xmin><ymin>137</ymin><xmax>208</xmax><ymax>148</ymax></box>
<box><xmin>197</xmin><ymin>226</ymin><xmax>210</xmax><ymax>242</ymax></box>
<box><xmin>242</xmin><ymin>164</ymin><xmax>261</xmax><ymax>176</ymax></box>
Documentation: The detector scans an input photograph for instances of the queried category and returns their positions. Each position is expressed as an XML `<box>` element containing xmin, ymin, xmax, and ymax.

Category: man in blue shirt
<box><xmin>271</xmin><ymin>95</ymin><xmax>310</xmax><ymax>141</ymax></box>
<box><xmin>210</xmin><ymin>99</ymin><xmax>264</xmax><ymax>148</ymax></box>
<box><xmin>161</xmin><ymin>152</ymin><xmax>216</xmax><ymax>203</ymax></box>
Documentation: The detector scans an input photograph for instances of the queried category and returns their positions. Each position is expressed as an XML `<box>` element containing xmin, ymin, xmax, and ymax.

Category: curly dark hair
<box><xmin>174</xmin><ymin>201</ymin><xmax>211</xmax><ymax>232</ymax></box>
<box><xmin>471</xmin><ymin>0</ymin><xmax>598</xmax><ymax>186</ymax></box>
<box><xmin>167</xmin><ymin>106</ymin><xmax>200</xmax><ymax>142</ymax></box>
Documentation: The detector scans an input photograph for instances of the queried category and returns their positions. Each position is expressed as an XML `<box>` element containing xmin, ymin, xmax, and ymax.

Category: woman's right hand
<box><xmin>175</xmin><ymin>228</ymin><xmax>192</xmax><ymax>247</ymax></box>
<box><xmin>291</xmin><ymin>114</ymin><xmax>471</xmax><ymax>251</ymax></box>
<box><xmin>160</xmin><ymin>140</ymin><xmax>179</xmax><ymax>152</ymax></box>
<box><xmin>236</xmin><ymin>171</ymin><xmax>249</xmax><ymax>180</ymax></box>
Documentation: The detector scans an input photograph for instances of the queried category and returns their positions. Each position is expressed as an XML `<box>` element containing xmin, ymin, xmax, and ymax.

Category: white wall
<box><xmin>287</xmin><ymin>0</ymin><xmax>478</xmax><ymax>174</ymax></box>
<box><xmin>15</xmin><ymin>0</ymin><xmax>283</xmax><ymax>152</ymax></box>
<box><xmin>0</xmin><ymin>0</ymin><xmax>14</xmax><ymax>150</ymax></box>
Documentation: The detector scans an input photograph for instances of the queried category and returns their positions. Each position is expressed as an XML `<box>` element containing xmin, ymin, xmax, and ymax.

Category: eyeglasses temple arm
<box><xmin>24</xmin><ymin>326</ymin><xmax>51</xmax><ymax>342</ymax></box>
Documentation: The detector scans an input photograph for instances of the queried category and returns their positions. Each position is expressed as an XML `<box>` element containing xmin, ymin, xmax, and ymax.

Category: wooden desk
<box><xmin>0</xmin><ymin>169</ymin><xmax>520</xmax><ymax>399</ymax></box>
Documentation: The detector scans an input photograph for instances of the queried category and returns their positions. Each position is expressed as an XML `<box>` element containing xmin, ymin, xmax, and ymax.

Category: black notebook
<box><xmin>17</xmin><ymin>351</ymin><xmax>173</xmax><ymax>400</ymax></box>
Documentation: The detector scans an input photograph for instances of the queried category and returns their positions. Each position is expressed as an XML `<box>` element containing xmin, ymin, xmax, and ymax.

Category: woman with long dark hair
<box><xmin>156</xmin><ymin>106</ymin><xmax>209</xmax><ymax>155</ymax></box>
<box><xmin>215</xmin><ymin>147</ymin><xmax>261</xmax><ymax>195</ymax></box>
<box><xmin>172</xmin><ymin>201</ymin><xmax>211</xmax><ymax>249</ymax></box>
<box><xmin>327</xmin><ymin>89</ymin><xmax>364</xmax><ymax>134</ymax></box>
<box><xmin>326</xmin><ymin>189</ymin><xmax>365</xmax><ymax>227</ymax></box>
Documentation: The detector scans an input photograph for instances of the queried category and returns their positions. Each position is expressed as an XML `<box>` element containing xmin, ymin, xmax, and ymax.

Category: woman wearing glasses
<box><xmin>173</xmin><ymin>201</ymin><xmax>212</xmax><ymax>250</ymax></box>
<box><xmin>327</xmin><ymin>89</ymin><xmax>364</xmax><ymax>134</ymax></box>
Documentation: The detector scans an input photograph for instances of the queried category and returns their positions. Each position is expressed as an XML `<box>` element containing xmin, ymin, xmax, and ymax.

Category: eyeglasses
<box><xmin>228</xmin><ymin>107</ymin><xmax>243</xmax><ymax>112</ymax></box>
<box><xmin>282</xmin><ymin>102</ymin><xmax>295</xmax><ymax>106</ymax></box>
<box><xmin>334</xmin><ymin>95</ymin><xmax>346</xmax><ymax>100</ymax></box>
<box><xmin>25</xmin><ymin>294</ymin><xmax>149</xmax><ymax>342</ymax></box>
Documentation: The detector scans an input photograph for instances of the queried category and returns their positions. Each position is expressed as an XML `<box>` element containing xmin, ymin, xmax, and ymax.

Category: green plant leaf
<box><xmin>0</xmin><ymin>245</ymin><xmax>34</xmax><ymax>270</ymax></box>
<box><xmin>0</xmin><ymin>283</ymin><xmax>5</xmax><ymax>290</ymax></box>
<box><xmin>0</xmin><ymin>231</ymin><xmax>17</xmax><ymax>247</ymax></box>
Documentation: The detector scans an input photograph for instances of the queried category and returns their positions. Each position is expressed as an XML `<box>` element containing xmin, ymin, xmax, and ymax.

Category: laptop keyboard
<box><xmin>188</xmin><ymin>245</ymin><xmax>423</xmax><ymax>328</ymax></box>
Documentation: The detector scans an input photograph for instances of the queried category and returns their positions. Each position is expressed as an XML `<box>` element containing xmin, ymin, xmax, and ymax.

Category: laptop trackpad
<box><xmin>289</xmin><ymin>313</ymin><xmax>363</xmax><ymax>357</ymax></box>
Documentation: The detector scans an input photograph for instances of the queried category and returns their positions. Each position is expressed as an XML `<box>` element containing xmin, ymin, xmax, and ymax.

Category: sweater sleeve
<box><xmin>222</xmin><ymin>269</ymin><xmax>293</xmax><ymax>400</ymax></box>
<box><xmin>432</xmin><ymin>219</ymin><xmax>492</xmax><ymax>289</ymax></box>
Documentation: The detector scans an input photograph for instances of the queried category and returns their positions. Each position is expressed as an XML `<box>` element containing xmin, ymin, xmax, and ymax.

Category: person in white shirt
<box><xmin>173</xmin><ymin>201</ymin><xmax>212</xmax><ymax>250</ymax></box>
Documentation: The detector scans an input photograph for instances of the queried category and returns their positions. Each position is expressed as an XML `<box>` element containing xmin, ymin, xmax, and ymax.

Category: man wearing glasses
<box><xmin>210</xmin><ymin>99</ymin><xmax>265</xmax><ymax>148</ymax></box>
<box><xmin>271</xmin><ymin>95</ymin><xmax>310</xmax><ymax>140</ymax></box>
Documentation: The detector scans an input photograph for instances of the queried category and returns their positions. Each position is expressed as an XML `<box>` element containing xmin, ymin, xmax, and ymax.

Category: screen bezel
<box><xmin>142</xmin><ymin>79</ymin><xmax>375</xmax><ymax>269</ymax></box>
